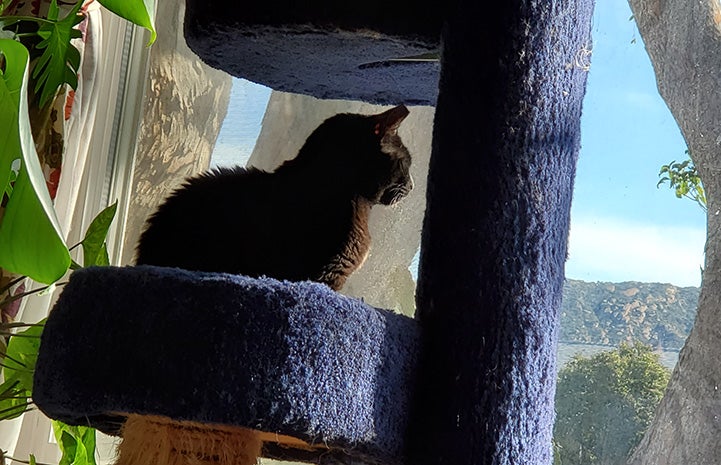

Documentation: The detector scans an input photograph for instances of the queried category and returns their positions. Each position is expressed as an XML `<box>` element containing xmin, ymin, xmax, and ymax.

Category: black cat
<box><xmin>135</xmin><ymin>105</ymin><xmax>413</xmax><ymax>291</ymax></box>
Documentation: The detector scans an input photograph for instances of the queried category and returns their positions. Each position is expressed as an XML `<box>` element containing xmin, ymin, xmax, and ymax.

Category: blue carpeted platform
<box><xmin>33</xmin><ymin>265</ymin><xmax>420</xmax><ymax>465</ymax></box>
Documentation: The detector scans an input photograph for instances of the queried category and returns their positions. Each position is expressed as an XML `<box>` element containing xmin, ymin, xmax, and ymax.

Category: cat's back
<box><xmin>135</xmin><ymin>166</ymin><xmax>283</xmax><ymax>266</ymax></box>
<box><xmin>152</xmin><ymin>166</ymin><xmax>276</xmax><ymax>216</ymax></box>
<box><xmin>176</xmin><ymin>165</ymin><xmax>268</xmax><ymax>200</ymax></box>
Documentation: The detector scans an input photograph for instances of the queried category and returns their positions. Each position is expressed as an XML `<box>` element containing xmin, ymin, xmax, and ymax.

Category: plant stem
<box><xmin>0</xmin><ymin>392</ymin><xmax>31</xmax><ymax>399</ymax></box>
<box><xmin>0</xmin><ymin>352</ymin><xmax>29</xmax><ymax>369</ymax></box>
<box><xmin>0</xmin><ymin>322</ymin><xmax>43</xmax><ymax>330</ymax></box>
<box><xmin>0</xmin><ymin>15</ymin><xmax>56</xmax><ymax>25</ymax></box>
<box><xmin>0</xmin><ymin>379</ymin><xmax>20</xmax><ymax>397</ymax></box>
<box><xmin>0</xmin><ymin>282</ymin><xmax>67</xmax><ymax>308</ymax></box>
<box><xmin>3</xmin><ymin>455</ymin><xmax>54</xmax><ymax>465</ymax></box>
<box><xmin>0</xmin><ymin>403</ymin><xmax>34</xmax><ymax>420</ymax></box>
<box><xmin>0</xmin><ymin>330</ymin><xmax>42</xmax><ymax>338</ymax></box>
<box><xmin>0</xmin><ymin>275</ymin><xmax>27</xmax><ymax>296</ymax></box>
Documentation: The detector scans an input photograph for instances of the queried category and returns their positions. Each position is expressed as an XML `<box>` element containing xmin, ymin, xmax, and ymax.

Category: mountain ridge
<box><xmin>560</xmin><ymin>279</ymin><xmax>699</xmax><ymax>351</ymax></box>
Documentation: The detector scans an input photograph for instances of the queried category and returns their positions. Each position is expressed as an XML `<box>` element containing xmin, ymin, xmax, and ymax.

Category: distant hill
<box><xmin>560</xmin><ymin>280</ymin><xmax>699</xmax><ymax>351</ymax></box>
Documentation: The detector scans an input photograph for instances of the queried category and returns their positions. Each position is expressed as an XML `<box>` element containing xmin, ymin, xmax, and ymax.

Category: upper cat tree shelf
<box><xmin>183</xmin><ymin>0</ymin><xmax>442</xmax><ymax>105</ymax></box>
<box><xmin>33</xmin><ymin>266</ymin><xmax>420</xmax><ymax>465</ymax></box>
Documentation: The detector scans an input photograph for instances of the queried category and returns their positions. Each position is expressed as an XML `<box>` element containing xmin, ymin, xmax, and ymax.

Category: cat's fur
<box><xmin>135</xmin><ymin>105</ymin><xmax>413</xmax><ymax>291</ymax></box>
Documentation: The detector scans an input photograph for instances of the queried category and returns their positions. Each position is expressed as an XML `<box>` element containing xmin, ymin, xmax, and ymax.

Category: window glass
<box><xmin>211</xmin><ymin>79</ymin><xmax>272</xmax><ymax>168</ymax></box>
<box><xmin>553</xmin><ymin>1</ymin><xmax>707</xmax><ymax>464</ymax></box>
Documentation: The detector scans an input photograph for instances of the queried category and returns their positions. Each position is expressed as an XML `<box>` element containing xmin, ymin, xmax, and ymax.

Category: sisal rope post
<box><xmin>116</xmin><ymin>414</ymin><xmax>262</xmax><ymax>465</ymax></box>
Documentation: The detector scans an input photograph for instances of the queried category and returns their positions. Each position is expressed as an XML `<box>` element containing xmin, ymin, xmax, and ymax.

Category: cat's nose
<box><xmin>408</xmin><ymin>174</ymin><xmax>414</xmax><ymax>191</ymax></box>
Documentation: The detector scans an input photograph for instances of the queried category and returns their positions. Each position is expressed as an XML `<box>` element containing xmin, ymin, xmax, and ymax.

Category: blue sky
<box><xmin>210</xmin><ymin>83</ymin><xmax>271</xmax><ymax>168</ymax></box>
<box><xmin>212</xmin><ymin>0</ymin><xmax>706</xmax><ymax>288</ymax></box>
<box><xmin>566</xmin><ymin>0</ymin><xmax>705</xmax><ymax>287</ymax></box>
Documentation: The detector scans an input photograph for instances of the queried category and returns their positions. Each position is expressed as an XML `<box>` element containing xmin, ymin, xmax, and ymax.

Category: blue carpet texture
<box><xmin>409</xmin><ymin>1</ymin><xmax>594</xmax><ymax>464</ymax></box>
<box><xmin>33</xmin><ymin>266</ymin><xmax>420</xmax><ymax>464</ymax></box>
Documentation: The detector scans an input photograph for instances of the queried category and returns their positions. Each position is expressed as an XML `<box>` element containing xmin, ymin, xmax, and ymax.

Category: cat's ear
<box><xmin>373</xmin><ymin>105</ymin><xmax>410</xmax><ymax>137</ymax></box>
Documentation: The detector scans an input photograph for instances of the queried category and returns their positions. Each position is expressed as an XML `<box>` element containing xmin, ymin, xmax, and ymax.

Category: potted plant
<box><xmin>1</xmin><ymin>1</ymin><xmax>155</xmax><ymax>463</ymax></box>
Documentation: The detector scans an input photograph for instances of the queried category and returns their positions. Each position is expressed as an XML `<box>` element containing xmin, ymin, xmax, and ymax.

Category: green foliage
<box><xmin>3</xmin><ymin>162</ymin><xmax>18</xmax><ymax>197</ymax></box>
<box><xmin>0</xmin><ymin>0</ymin><xmax>156</xmax><ymax>283</ymax></box>
<box><xmin>97</xmin><ymin>0</ymin><xmax>156</xmax><ymax>45</ymax></box>
<box><xmin>0</xmin><ymin>0</ymin><xmax>155</xmax><ymax>284</ymax></box>
<box><xmin>554</xmin><ymin>343</ymin><xmax>670</xmax><ymax>465</ymax></box>
<box><xmin>32</xmin><ymin>0</ymin><xmax>84</xmax><ymax>107</ymax></box>
<box><xmin>0</xmin><ymin>201</ymin><xmax>117</xmax><ymax>462</ymax></box>
<box><xmin>657</xmin><ymin>154</ymin><xmax>706</xmax><ymax>213</ymax></box>
<box><xmin>0</xmin><ymin>0</ymin><xmax>12</xmax><ymax>15</ymax></box>
<box><xmin>53</xmin><ymin>422</ymin><xmax>97</xmax><ymax>465</ymax></box>
<box><xmin>0</xmin><ymin>38</ymin><xmax>70</xmax><ymax>284</ymax></box>
<box><xmin>1</xmin><ymin>1</ymin><xmax>156</xmax><ymax>107</ymax></box>
<box><xmin>1</xmin><ymin>0</ymin><xmax>84</xmax><ymax>108</ymax></box>
<box><xmin>78</xmin><ymin>202</ymin><xmax>117</xmax><ymax>267</ymax></box>
<box><xmin>0</xmin><ymin>1</ymin><xmax>155</xmax><ymax>462</ymax></box>
<box><xmin>0</xmin><ymin>321</ymin><xmax>43</xmax><ymax>420</ymax></box>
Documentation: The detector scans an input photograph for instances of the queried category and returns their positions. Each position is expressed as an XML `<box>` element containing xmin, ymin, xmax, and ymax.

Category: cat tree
<box><xmin>33</xmin><ymin>1</ymin><xmax>594</xmax><ymax>464</ymax></box>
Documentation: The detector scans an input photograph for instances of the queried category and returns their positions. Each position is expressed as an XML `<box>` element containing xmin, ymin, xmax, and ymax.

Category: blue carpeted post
<box><xmin>410</xmin><ymin>1</ymin><xmax>594</xmax><ymax>464</ymax></box>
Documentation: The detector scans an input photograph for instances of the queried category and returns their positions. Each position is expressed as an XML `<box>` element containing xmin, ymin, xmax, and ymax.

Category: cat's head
<box><xmin>370</xmin><ymin>105</ymin><xmax>414</xmax><ymax>205</ymax></box>
<box><xmin>290</xmin><ymin>105</ymin><xmax>413</xmax><ymax>205</ymax></box>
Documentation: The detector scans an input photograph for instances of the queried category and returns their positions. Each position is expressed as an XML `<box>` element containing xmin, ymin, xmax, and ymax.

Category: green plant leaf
<box><xmin>0</xmin><ymin>376</ymin><xmax>30</xmax><ymax>420</ymax></box>
<box><xmin>53</xmin><ymin>421</ymin><xmax>97</xmax><ymax>465</ymax></box>
<box><xmin>97</xmin><ymin>0</ymin><xmax>156</xmax><ymax>45</ymax></box>
<box><xmin>80</xmin><ymin>202</ymin><xmax>117</xmax><ymax>267</ymax></box>
<box><xmin>0</xmin><ymin>39</ymin><xmax>71</xmax><ymax>284</ymax></box>
<box><xmin>0</xmin><ymin>321</ymin><xmax>44</xmax><ymax>420</ymax></box>
<box><xmin>95</xmin><ymin>243</ymin><xmax>109</xmax><ymax>267</ymax></box>
<box><xmin>0</xmin><ymin>44</ymin><xmax>25</xmax><ymax>200</ymax></box>
<box><xmin>4</xmin><ymin>162</ymin><xmax>18</xmax><ymax>197</ymax></box>
<box><xmin>29</xmin><ymin>454</ymin><xmax>37</xmax><ymax>465</ymax></box>
<box><xmin>32</xmin><ymin>0</ymin><xmax>84</xmax><ymax>107</ymax></box>
<box><xmin>3</xmin><ymin>321</ymin><xmax>44</xmax><ymax>391</ymax></box>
